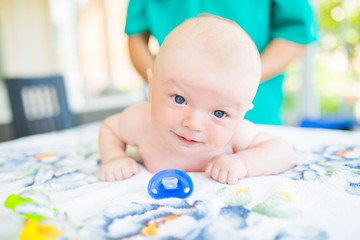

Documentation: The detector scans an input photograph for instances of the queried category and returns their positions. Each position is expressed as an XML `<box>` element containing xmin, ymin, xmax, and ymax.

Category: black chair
<box><xmin>5</xmin><ymin>75</ymin><xmax>76</xmax><ymax>138</ymax></box>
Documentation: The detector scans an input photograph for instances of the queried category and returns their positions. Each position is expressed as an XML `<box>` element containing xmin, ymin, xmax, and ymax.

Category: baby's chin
<box><xmin>168</xmin><ymin>142</ymin><xmax>205</xmax><ymax>155</ymax></box>
<box><xmin>171</xmin><ymin>142</ymin><xmax>225</xmax><ymax>156</ymax></box>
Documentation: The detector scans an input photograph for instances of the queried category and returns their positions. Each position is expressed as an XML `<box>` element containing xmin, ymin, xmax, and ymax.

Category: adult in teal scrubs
<box><xmin>124</xmin><ymin>0</ymin><xmax>317</xmax><ymax>125</ymax></box>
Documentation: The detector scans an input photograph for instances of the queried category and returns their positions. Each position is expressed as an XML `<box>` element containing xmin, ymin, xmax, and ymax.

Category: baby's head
<box><xmin>148</xmin><ymin>15</ymin><xmax>261</xmax><ymax>153</ymax></box>
<box><xmin>150</xmin><ymin>15</ymin><xmax>261</xmax><ymax>106</ymax></box>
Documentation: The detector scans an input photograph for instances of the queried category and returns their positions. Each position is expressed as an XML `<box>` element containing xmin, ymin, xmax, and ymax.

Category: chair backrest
<box><xmin>5</xmin><ymin>75</ymin><xmax>76</xmax><ymax>138</ymax></box>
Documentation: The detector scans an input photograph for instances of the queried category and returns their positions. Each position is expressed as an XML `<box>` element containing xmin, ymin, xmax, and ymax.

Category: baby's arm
<box><xmin>206</xmin><ymin>121</ymin><xmax>295</xmax><ymax>184</ymax></box>
<box><xmin>98</xmin><ymin>105</ymin><xmax>143</xmax><ymax>181</ymax></box>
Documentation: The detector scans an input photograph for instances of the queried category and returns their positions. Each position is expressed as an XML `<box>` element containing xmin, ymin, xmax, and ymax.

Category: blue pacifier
<box><xmin>147</xmin><ymin>169</ymin><xmax>194</xmax><ymax>199</ymax></box>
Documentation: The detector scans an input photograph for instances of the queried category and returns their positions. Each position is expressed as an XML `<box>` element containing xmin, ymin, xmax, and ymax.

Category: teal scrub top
<box><xmin>125</xmin><ymin>0</ymin><xmax>317</xmax><ymax>125</ymax></box>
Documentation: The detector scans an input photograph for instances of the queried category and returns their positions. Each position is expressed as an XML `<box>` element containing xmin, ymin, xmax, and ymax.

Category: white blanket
<box><xmin>0</xmin><ymin>123</ymin><xmax>359</xmax><ymax>239</ymax></box>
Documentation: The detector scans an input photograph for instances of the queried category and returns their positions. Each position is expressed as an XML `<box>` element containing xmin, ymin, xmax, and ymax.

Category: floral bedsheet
<box><xmin>0</xmin><ymin>123</ymin><xmax>359</xmax><ymax>239</ymax></box>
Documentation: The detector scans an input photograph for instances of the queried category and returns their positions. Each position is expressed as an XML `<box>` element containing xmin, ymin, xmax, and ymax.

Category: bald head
<box><xmin>149</xmin><ymin>15</ymin><xmax>262</xmax><ymax>109</ymax></box>
<box><xmin>156</xmin><ymin>15</ymin><xmax>261</xmax><ymax>81</ymax></box>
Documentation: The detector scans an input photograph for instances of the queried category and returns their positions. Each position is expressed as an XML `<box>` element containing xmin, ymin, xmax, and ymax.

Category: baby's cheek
<box><xmin>159</xmin><ymin>113</ymin><xmax>177</xmax><ymax>131</ymax></box>
<box><xmin>152</xmin><ymin>109</ymin><xmax>167</xmax><ymax>128</ymax></box>
<box><xmin>206</xmin><ymin>127</ymin><xmax>230</xmax><ymax>149</ymax></box>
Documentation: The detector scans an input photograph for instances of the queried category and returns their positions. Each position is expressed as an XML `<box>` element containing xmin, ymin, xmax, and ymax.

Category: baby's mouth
<box><xmin>175</xmin><ymin>134</ymin><xmax>200</xmax><ymax>146</ymax></box>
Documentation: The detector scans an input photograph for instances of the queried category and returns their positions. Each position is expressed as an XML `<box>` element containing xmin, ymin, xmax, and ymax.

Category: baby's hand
<box><xmin>205</xmin><ymin>154</ymin><xmax>247</xmax><ymax>185</ymax></box>
<box><xmin>99</xmin><ymin>156</ymin><xmax>138</xmax><ymax>181</ymax></box>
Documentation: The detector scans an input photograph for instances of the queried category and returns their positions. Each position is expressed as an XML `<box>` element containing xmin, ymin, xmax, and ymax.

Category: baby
<box><xmin>99</xmin><ymin>15</ymin><xmax>295</xmax><ymax>184</ymax></box>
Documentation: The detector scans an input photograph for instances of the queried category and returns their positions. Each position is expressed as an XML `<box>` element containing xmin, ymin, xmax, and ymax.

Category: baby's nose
<box><xmin>181</xmin><ymin>113</ymin><xmax>205</xmax><ymax>132</ymax></box>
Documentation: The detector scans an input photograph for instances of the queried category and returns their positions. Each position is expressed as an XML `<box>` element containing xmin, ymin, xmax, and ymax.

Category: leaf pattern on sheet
<box><xmin>216</xmin><ymin>187</ymin><xmax>300</xmax><ymax>218</ymax></box>
<box><xmin>216</xmin><ymin>187</ymin><xmax>252</xmax><ymax>207</ymax></box>
<box><xmin>251</xmin><ymin>191</ymin><xmax>300</xmax><ymax>218</ymax></box>
<box><xmin>214</xmin><ymin>188</ymin><xmax>328</xmax><ymax>239</ymax></box>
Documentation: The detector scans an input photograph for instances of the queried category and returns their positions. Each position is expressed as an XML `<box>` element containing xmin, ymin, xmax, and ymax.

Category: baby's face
<box><xmin>149</xmin><ymin>47</ymin><xmax>256</xmax><ymax>155</ymax></box>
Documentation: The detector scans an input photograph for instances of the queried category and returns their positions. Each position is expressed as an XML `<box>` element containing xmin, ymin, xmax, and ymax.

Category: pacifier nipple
<box><xmin>162</xmin><ymin>177</ymin><xmax>178</xmax><ymax>189</ymax></box>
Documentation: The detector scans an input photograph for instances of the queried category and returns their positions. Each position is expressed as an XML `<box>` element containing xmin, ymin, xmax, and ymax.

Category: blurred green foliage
<box><xmin>319</xmin><ymin>0</ymin><xmax>342</xmax><ymax>31</ymax></box>
<box><xmin>318</xmin><ymin>0</ymin><xmax>360</xmax><ymax>113</ymax></box>
<box><xmin>319</xmin><ymin>0</ymin><xmax>360</xmax><ymax>49</ymax></box>
<box><xmin>283</xmin><ymin>0</ymin><xmax>360</xmax><ymax>124</ymax></box>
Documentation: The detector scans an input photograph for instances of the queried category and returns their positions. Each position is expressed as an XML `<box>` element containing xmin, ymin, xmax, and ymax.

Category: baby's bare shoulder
<box><xmin>232</xmin><ymin>120</ymin><xmax>284</xmax><ymax>151</ymax></box>
<box><xmin>103</xmin><ymin>102</ymin><xmax>150</xmax><ymax>138</ymax></box>
<box><xmin>123</xmin><ymin>102</ymin><xmax>149</xmax><ymax>115</ymax></box>
<box><xmin>120</xmin><ymin>102</ymin><xmax>151</xmax><ymax>126</ymax></box>
<box><xmin>231</xmin><ymin>120</ymin><xmax>259</xmax><ymax>150</ymax></box>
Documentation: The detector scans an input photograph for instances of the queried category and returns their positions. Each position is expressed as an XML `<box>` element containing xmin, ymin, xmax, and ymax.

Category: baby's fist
<box><xmin>99</xmin><ymin>156</ymin><xmax>138</xmax><ymax>181</ymax></box>
<box><xmin>205</xmin><ymin>154</ymin><xmax>247</xmax><ymax>184</ymax></box>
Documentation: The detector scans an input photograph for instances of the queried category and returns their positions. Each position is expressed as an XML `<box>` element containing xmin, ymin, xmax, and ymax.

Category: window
<box><xmin>49</xmin><ymin>0</ymin><xmax>145</xmax><ymax>112</ymax></box>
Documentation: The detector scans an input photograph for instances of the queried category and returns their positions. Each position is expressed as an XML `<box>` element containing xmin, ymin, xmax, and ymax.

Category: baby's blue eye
<box><xmin>213</xmin><ymin>110</ymin><xmax>226</xmax><ymax>118</ymax></box>
<box><xmin>172</xmin><ymin>95</ymin><xmax>186</xmax><ymax>104</ymax></box>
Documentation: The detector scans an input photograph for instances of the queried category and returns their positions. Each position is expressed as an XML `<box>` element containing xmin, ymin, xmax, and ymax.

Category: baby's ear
<box><xmin>146</xmin><ymin>68</ymin><xmax>153</xmax><ymax>102</ymax></box>
<box><xmin>146</xmin><ymin>68</ymin><xmax>153</xmax><ymax>83</ymax></box>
